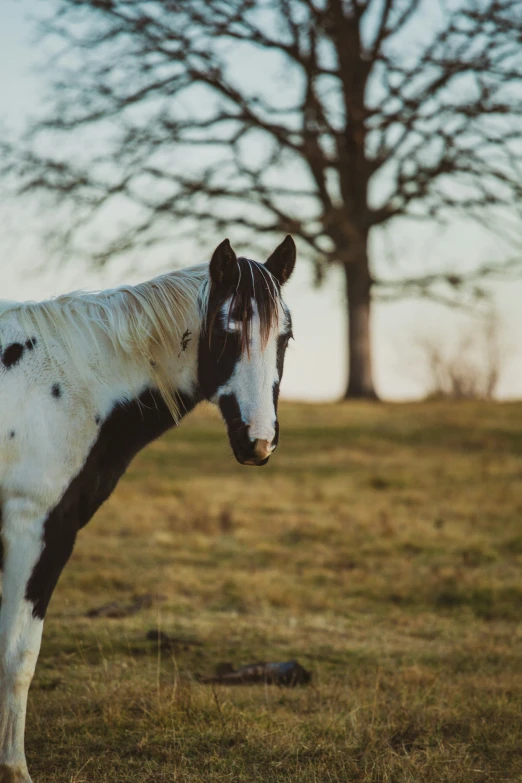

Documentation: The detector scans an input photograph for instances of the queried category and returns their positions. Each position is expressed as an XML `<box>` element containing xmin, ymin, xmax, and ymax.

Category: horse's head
<box><xmin>198</xmin><ymin>236</ymin><xmax>296</xmax><ymax>466</ymax></box>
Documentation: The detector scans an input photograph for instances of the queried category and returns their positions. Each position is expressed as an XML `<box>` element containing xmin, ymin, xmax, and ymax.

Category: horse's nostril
<box><xmin>253</xmin><ymin>439</ymin><xmax>275</xmax><ymax>460</ymax></box>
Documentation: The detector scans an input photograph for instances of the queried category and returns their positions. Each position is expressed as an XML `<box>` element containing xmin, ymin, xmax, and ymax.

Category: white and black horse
<box><xmin>0</xmin><ymin>236</ymin><xmax>296</xmax><ymax>783</ymax></box>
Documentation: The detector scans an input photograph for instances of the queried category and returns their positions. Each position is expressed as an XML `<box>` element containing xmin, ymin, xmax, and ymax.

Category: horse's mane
<box><xmin>0</xmin><ymin>258</ymin><xmax>282</xmax><ymax>422</ymax></box>
<box><xmin>0</xmin><ymin>265</ymin><xmax>210</xmax><ymax>422</ymax></box>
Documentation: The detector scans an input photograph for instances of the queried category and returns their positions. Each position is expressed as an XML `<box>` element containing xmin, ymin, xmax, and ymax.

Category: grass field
<box><xmin>21</xmin><ymin>402</ymin><xmax>522</xmax><ymax>782</ymax></box>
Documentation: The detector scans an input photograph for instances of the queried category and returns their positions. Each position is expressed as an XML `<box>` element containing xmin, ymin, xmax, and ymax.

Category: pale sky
<box><xmin>1</xmin><ymin>0</ymin><xmax>521</xmax><ymax>401</ymax></box>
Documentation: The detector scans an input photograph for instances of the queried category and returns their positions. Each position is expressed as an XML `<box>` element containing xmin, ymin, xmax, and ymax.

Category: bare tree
<box><xmin>2</xmin><ymin>0</ymin><xmax>522</xmax><ymax>398</ymax></box>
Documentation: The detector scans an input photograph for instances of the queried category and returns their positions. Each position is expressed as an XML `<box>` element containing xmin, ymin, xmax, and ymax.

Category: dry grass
<box><xmin>21</xmin><ymin>402</ymin><xmax>522</xmax><ymax>781</ymax></box>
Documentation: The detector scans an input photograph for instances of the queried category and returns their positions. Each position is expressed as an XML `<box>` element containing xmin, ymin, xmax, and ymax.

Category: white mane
<box><xmin>0</xmin><ymin>264</ymin><xmax>211</xmax><ymax>421</ymax></box>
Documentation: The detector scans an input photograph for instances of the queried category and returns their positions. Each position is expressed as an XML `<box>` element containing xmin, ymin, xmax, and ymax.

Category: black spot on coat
<box><xmin>198</xmin><ymin>316</ymin><xmax>242</xmax><ymax>400</ymax></box>
<box><xmin>2</xmin><ymin>343</ymin><xmax>25</xmax><ymax>369</ymax></box>
<box><xmin>219</xmin><ymin>393</ymin><xmax>249</xmax><ymax>452</ymax></box>
<box><xmin>25</xmin><ymin>387</ymin><xmax>199</xmax><ymax>619</ymax></box>
<box><xmin>51</xmin><ymin>383</ymin><xmax>62</xmax><ymax>399</ymax></box>
<box><xmin>276</xmin><ymin>333</ymin><xmax>288</xmax><ymax>381</ymax></box>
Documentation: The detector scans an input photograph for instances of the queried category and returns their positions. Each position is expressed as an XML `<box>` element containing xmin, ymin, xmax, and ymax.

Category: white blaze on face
<box><xmin>220</xmin><ymin>300</ymin><xmax>283</xmax><ymax>444</ymax></box>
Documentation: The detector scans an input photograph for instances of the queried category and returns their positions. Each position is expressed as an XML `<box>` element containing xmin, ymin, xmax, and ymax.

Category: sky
<box><xmin>1</xmin><ymin>0</ymin><xmax>521</xmax><ymax>401</ymax></box>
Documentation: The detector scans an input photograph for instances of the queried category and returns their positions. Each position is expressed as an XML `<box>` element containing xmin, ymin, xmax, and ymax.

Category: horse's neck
<box><xmin>1</xmin><ymin>288</ymin><xmax>204</xmax><ymax>417</ymax></box>
<box><xmin>87</xmin><ymin>316</ymin><xmax>203</xmax><ymax>408</ymax></box>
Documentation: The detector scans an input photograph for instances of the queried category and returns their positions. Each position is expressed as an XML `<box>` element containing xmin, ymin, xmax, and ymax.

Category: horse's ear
<box><xmin>265</xmin><ymin>235</ymin><xmax>296</xmax><ymax>285</ymax></box>
<box><xmin>209</xmin><ymin>239</ymin><xmax>238</xmax><ymax>288</ymax></box>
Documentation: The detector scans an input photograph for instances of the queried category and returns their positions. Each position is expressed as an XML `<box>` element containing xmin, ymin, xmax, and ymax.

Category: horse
<box><xmin>0</xmin><ymin>235</ymin><xmax>296</xmax><ymax>783</ymax></box>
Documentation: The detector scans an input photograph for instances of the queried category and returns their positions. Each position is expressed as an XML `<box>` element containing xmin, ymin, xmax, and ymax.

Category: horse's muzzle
<box><xmin>242</xmin><ymin>438</ymin><xmax>276</xmax><ymax>466</ymax></box>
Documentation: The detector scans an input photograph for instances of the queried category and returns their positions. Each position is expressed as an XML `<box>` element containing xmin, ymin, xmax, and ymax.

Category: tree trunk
<box><xmin>343</xmin><ymin>256</ymin><xmax>378</xmax><ymax>400</ymax></box>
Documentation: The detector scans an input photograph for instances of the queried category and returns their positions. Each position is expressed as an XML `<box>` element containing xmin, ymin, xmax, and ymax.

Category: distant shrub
<box><xmin>417</xmin><ymin>311</ymin><xmax>503</xmax><ymax>400</ymax></box>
